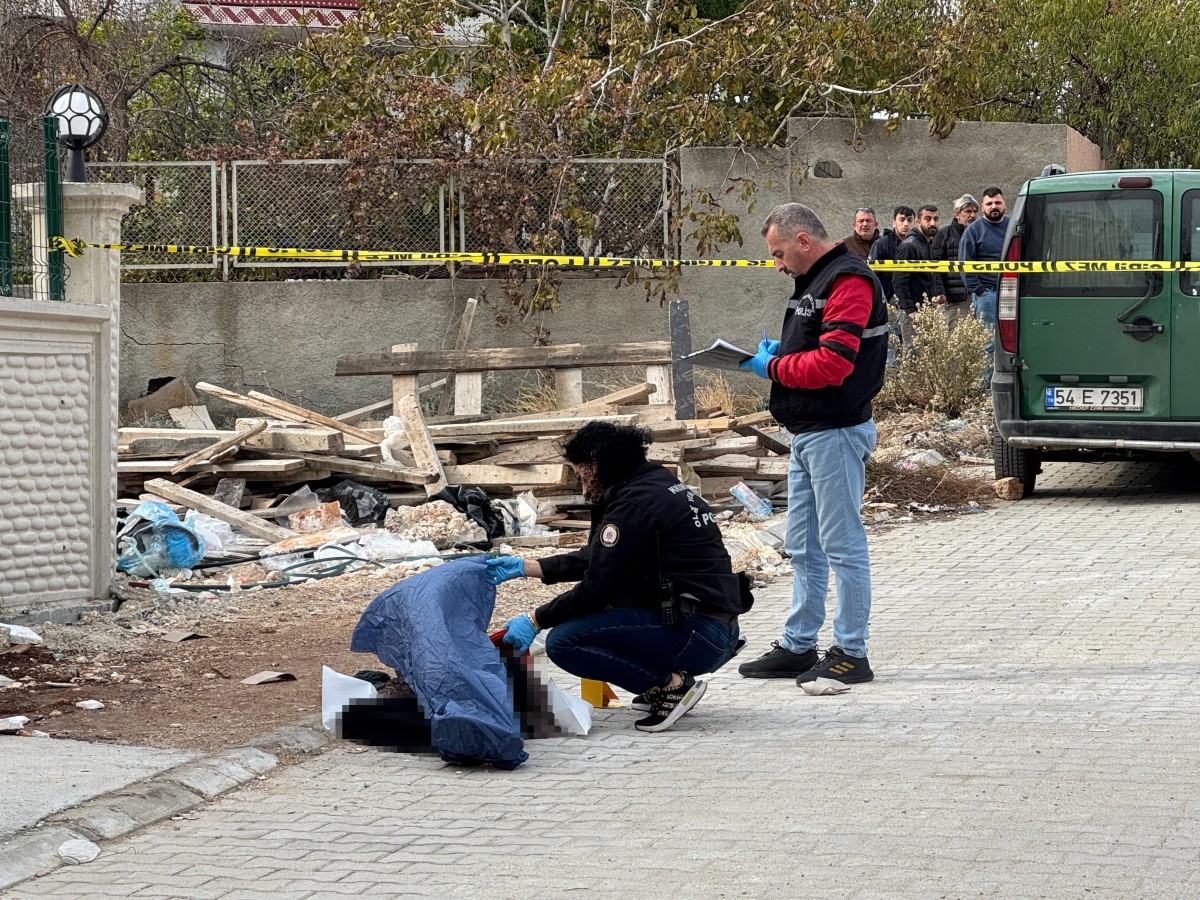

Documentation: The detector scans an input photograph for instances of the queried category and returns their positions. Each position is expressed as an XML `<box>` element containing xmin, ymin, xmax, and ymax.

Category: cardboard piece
<box><xmin>241</xmin><ymin>670</ymin><xmax>296</xmax><ymax>685</ymax></box>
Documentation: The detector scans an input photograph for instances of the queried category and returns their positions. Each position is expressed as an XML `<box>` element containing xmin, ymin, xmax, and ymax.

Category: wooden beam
<box><xmin>645</xmin><ymin>364</ymin><xmax>673</xmax><ymax>408</ymax></box>
<box><xmin>474</xmin><ymin>438</ymin><xmax>563</xmax><ymax>467</ymax></box>
<box><xmin>336</xmin><ymin>341</ymin><xmax>673</xmax><ymax>377</ymax></box>
<box><xmin>454</xmin><ymin>372</ymin><xmax>483</xmax><ymax>416</ymax></box>
<box><xmin>669</xmin><ymin>299</ymin><xmax>696</xmax><ymax>419</ymax></box>
<box><xmin>392</xmin><ymin>342</ymin><xmax>418</xmax><ymax>418</ymax></box>
<box><xmin>396</xmin><ymin>392</ymin><xmax>448</xmax><ymax>495</ymax></box>
<box><xmin>333</xmin><ymin>378</ymin><xmax>448</xmax><ymax>424</ymax></box>
<box><xmin>196</xmin><ymin>382</ymin><xmax>378</xmax><ymax>444</ymax></box>
<box><xmin>170</xmin><ymin>421</ymin><xmax>268</xmax><ymax>474</ymax></box>
<box><xmin>144</xmin><ymin>478</ymin><xmax>294</xmax><ymax>542</ymax></box>
<box><xmin>427</xmin><ymin>413</ymin><xmax>636</xmax><ymax>440</ymax></box>
<box><xmin>555</xmin><ymin>368</ymin><xmax>584</xmax><ymax>409</ymax></box>
<box><xmin>251</xmin><ymin>449</ymin><xmax>436</xmax><ymax>484</ymax></box>
<box><xmin>443</xmin><ymin>464</ymin><xmax>569</xmax><ymax>488</ymax></box>
<box><xmin>439</xmin><ymin>297</ymin><xmax>478</xmax><ymax>415</ymax></box>
<box><xmin>120</xmin><ymin>459</ymin><xmax>307</xmax><ymax>476</ymax></box>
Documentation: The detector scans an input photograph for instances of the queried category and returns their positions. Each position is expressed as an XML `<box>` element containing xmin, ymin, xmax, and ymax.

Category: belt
<box><xmin>678</xmin><ymin>599</ymin><xmax>737</xmax><ymax>624</ymax></box>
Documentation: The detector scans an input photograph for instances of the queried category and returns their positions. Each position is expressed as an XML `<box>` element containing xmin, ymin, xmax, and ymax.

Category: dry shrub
<box><xmin>874</xmin><ymin>403</ymin><xmax>994</xmax><ymax>460</ymax></box>
<box><xmin>695</xmin><ymin>370</ymin><xmax>768</xmax><ymax>417</ymax></box>
<box><xmin>865</xmin><ymin>457</ymin><xmax>990</xmax><ymax>506</ymax></box>
<box><xmin>876</xmin><ymin>305</ymin><xmax>988</xmax><ymax>417</ymax></box>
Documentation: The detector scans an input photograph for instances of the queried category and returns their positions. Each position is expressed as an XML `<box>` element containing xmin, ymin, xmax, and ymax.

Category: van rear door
<box><xmin>1015</xmin><ymin>176</ymin><xmax>1168</xmax><ymax>424</ymax></box>
<box><xmin>1170</xmin><ymin>178</ymin><xmax>1200</xmax><ymax>419</ymax></box>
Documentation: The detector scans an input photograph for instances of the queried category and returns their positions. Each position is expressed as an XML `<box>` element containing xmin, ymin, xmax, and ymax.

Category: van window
<box><xmin>1181</xmin><ymin>190</ymin><xmax>1200</xmax><ymax>297</ymax></box>
<box><xmin>1020</xmin><ymin>189</ymin><xmax>1161</xmax><ymax>297</ymax></box>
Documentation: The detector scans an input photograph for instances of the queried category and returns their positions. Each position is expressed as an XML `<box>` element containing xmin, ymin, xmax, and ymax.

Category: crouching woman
<box><xmin>487</xmin><ymin>421</ymin><xmax>752</xmax><ymax>733</ymax></box>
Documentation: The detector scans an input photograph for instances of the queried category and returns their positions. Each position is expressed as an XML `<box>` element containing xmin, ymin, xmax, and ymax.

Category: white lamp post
<box><xmin>45</xmin><ymin>84</ymin><xmax>109</xmax><ymax>183</ymax></box>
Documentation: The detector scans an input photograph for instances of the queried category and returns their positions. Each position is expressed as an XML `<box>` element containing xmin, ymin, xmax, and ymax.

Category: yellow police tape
<box><xmin>48</xmin><ymin>236</ymin><xmax>1200</xmax><ymax>273</ymax></box>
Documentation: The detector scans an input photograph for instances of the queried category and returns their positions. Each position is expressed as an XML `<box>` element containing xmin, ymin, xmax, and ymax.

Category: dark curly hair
<box><xmin>562</xmin><ymin>421</ymin><xmax>651</xmax><ymax>489</ymax></box>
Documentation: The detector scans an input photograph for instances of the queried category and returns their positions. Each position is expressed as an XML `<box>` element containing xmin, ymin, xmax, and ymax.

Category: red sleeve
<box><xmin>767</xmin><ymin>274</ymin><xmax>875</xmax><ymax>390</ymax></box>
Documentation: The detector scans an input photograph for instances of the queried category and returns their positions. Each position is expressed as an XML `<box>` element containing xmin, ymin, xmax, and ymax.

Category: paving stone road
<box><xmin>9</xmin><ymin>459</ymin><xmax>1200</xmax><ymax>899</ymax></box>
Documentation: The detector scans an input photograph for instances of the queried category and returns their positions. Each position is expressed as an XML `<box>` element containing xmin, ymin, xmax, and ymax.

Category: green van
<box><xmin>992</xmin><ymin>169</ymin><xmax>1200</xmax><ymax>495</ymax></box>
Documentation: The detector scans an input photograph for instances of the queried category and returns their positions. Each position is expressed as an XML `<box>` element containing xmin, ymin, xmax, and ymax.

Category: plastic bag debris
<box><xmin>116</xmin><ymin>503</ymin><xmax>206</xmax><ymax>577</ymax></box>
<box><xmin>325</xmin><ymin>479</ymin><xmax>391</xmax><ymax>526</ymax></box>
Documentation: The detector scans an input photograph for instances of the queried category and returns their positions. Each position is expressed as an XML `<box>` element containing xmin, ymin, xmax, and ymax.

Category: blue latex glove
<box><xmin>485</xmin><ymin>555</ymin><xmax>526</xmax><ymax>586</ymax></box>
<box><xmin>502</xmin><ymin>615</ymin><xmax>538</xmax><ymax>653</ymax></box>
<box><xmin>760</xmin><ymin>337</ymin><xmax>781</xmax><ymax>355</ymax></box>
<box><xmin>739</xmin><ymin>342</ymin><xmax>774</xmax><ymax>379</ymax></box>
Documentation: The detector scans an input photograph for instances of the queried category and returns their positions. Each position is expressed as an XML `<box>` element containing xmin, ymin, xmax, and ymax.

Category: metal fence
<box><xmin>1</xmin><ymin>115</ymin><xmax>65</xmax><ymax>301</ymax></box>
<box><xmin>88</xmin><ymin>161</ymin><xmax>221</xmax><ymax>270</ymax></box>
<box><xmin>88</xmin><ymin>156</ymin><xmax>669</xmax><ymax>277</ymax></box>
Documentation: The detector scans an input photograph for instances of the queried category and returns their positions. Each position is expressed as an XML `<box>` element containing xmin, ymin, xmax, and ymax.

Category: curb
<box><xmin>0</xmin><ymin>716</ymin><xmax>331</xmax><ymax>892</ymax></box>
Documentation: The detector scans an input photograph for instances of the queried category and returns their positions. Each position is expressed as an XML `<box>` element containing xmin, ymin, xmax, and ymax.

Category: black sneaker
<box><xmin>737</xmin><ymin>641</ymin><xmax>818</xmax><ymax>678</ymax></box>
<box><xmin>796</xmin><ymin>646</ymin><xmax>873</xmax><ymax>695</ymax></box>
<box><xmin>634</xmin><ymin>675</ymin><xmax>707</xmax><ymax>733</ymax></box>
<box><xmin>630</xmin><ymin>692</ymin><xmax>653</xmax><ymax>712</ymax></box>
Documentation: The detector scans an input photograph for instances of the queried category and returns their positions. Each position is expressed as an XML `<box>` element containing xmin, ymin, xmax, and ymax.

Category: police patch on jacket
<box><xmin>600</xmin><ymin>523</ymin><xmax>620</xmax><ymax>547</ymax></box>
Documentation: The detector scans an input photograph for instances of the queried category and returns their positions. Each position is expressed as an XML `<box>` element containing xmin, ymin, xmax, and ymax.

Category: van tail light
<box><xmin>998</xmin><ymin>236</ymin><xmax>1020</xmax><ymax>353</ymax></box>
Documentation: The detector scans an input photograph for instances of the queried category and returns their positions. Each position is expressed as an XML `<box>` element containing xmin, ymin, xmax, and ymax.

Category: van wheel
<box><xmin>993</xmin><ymin>433</ymin><xmax>1041</xmax><ymax>497</ymax></box>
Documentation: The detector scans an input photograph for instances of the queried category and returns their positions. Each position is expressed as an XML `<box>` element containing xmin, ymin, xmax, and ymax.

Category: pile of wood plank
<box><xmin>120</xmin><ymin>378</ymin><xmax>790</xmax><ymax>541</ymax></box>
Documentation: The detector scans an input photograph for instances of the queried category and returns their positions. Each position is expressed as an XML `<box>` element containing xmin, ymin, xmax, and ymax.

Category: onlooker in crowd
<box><xmin>893</xmin><ymin>204</ymin><xmax>943</xmax><ymax>349</ymax></box>
<box><xmin>960</xmin><ymin>186</ymin><xmax>1009</xmax><ymax>386</ymax></box>
<box><xmin>867</xmin><ymin>205</ymin><xmax>915</xmax><ymax>302</ymax></box>
<box><xmin>931</xmin><ymin>194</ymin><xmax>978</xmax><ymax>330</ymax></box>
<box><xmin>842</xmin><ymin>207</ymin><xmax>879</xmax><ymax>261</ymax></box>
<box><xmin>736</xmin><ymin>202</ymin><xmax>888</xmax><ymax>694</ymax></box>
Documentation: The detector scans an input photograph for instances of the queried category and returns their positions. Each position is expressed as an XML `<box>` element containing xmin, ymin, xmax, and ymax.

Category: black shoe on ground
<box><xmin>630</xmin><ymin>692</ymin><xmax>653</xmax><ymax>712</ymax></box>
<box><xmin>737</xmin><ymin>641</ymin><xmax>818</xmax><ymax>678</ymax></box>
<box><xmin>796</xmin><ymin>646</ymin><xmax>873</xmax><ymax>695</ymax></box>
<box><xmin>634</xmin><ymin>675</ymin><xmax>707</xmax><ymax>733</ymax></box>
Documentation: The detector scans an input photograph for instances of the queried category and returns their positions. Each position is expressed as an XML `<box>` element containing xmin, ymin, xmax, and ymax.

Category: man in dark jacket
<box><xmin>842</xmin><ymin>207</ymin><xmax>879</xmax><ymax>260</ymax></box>
<box><xmin>866</xmin><ymin>205</ymin><xmax>915</xmax><ymax>301</ymax></box>
<box><xmin>931</xmin><ymin>194</ymin><xmax>978</xmax><ymax>330</ymax></box>
<box><xmin>488</xmin><ymin>421</ymin><xmax>748</xmax><ymax>733</ymax></box>
<box><xmin>893</xmin><ymin>204</ymin><xmax>943</xmax><ymax>350</ymax></box>
<box><xmin>736</xmin><ymin>202</ymin><xmax>888</xmax><ymax>695</ymax></box>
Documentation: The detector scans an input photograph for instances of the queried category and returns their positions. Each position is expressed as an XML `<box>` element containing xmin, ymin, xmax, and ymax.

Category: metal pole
<box><xmin>0</xmin><ymin>119</ymin><xmax>11</xmax><ymax>297</ymax></box>
<box><xmin>42</xmin><ymin>115</ymin><xmax>65</xmax><ymax>302</ymax></box>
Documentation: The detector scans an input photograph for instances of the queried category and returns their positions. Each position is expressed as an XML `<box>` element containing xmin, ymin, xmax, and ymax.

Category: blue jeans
<box><xmin>545</xmin><ymin>608</ymin><xmax>740</xmax><ymax>694</ymax></box>
<box><xmin>972</xmin><ymin>290</ymin><xmax>998</xmax><ymax>387</ymax></box>
<box><xmin>780</xmin><ymin>421</ymin><xmax>876</xmax><ymax>658</ymax></box>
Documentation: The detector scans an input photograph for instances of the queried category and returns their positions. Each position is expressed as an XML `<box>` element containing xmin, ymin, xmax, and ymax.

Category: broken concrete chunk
<box><xmin>1</xmin><ymin>716</ymin><xmax>31</xmax><ymax>732</ymax></box>
<box><xmin>75</xmin><ymin>699</ymin><xmax>106</xmax><ymax>711</ymax></box>
<box><xmin>994</xmin><ymin>477</ymin><xmax>1024</xmax><ymax>501</ymax></box>
<box><xmin>0</xmin><ymin>623</ymin><xmax>43</xmax><ymax>645</ymax></box>
<box><xmin>384</xmin><ymin>500</ymin><xmax>486</xmax><ymax>549</ymax></box>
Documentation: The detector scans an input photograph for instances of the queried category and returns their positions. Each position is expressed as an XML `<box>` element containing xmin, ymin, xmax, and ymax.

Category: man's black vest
<box><xmin>769</xmin><ymin>243</ymin><xmax>889</xmax><ymax>434</ymax></box>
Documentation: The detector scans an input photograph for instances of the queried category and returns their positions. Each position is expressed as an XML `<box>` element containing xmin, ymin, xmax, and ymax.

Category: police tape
<box><xmin>47</xmin><ymin>237</ymin><xmax>1200</xmax><ymax>273</ymax></box>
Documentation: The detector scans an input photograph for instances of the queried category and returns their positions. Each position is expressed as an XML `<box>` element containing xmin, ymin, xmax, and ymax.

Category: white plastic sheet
<box><xmin>321</xmin><ymin>665</ymin><xmax>377</xmax><ymax>734</ymax></box>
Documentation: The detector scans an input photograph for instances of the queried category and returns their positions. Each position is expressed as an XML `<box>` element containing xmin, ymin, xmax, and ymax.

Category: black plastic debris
<box><xmin>431</xmin><ymin>485</ymin><xmax>506</xmax><ymax>544</ymax></box>
<box><xmin>325</xmin><ymin>479</ymin><xmax>391</xmax><ymax>526</ymax></box>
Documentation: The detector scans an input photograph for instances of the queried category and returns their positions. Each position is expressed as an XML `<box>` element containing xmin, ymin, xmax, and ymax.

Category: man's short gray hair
<box><xmin>762</xmin><ymin>203</ymin><xmax>829</xmax><ymax>241</ymax></box>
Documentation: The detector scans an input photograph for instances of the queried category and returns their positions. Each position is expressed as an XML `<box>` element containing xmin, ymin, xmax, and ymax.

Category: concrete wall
<box><xmin>1</xmin><ymin>184</ymin><xmax>141</xmax><ymax>622</ymax></box>
<box><xmin>120</xmin><ymin>120</ymin><xmax>1100</xmax><ymax>416</ymax></box>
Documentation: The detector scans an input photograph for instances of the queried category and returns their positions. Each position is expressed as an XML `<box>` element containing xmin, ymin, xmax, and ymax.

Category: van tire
<box><xmin>993</xmin><ymin>433</ymin><xmax>1041</xmax><ymax>497</ymax></box>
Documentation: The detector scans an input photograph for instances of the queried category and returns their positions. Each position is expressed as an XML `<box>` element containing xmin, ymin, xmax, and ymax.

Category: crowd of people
<box><xmin>852</xmin><ymin>190</ymin><xmax>1010</xmax><ymax>382</ymax></box>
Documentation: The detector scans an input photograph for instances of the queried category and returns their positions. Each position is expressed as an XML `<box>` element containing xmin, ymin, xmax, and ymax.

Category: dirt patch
<box><xmin>0</xmin><ymin>562</ymin><xmax>558</xmax><ymax>754</ymax></box>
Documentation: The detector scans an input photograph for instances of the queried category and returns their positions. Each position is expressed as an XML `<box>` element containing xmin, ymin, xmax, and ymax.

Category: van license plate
<box><xmin>1044</xmin><ymin>386</ymin><xmax>1143</xmax><ymax>411</ymax></box>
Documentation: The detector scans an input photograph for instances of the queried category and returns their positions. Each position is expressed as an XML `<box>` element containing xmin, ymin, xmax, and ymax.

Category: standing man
<box><xmin>842</xmin><ymin>207</ymin><xmax>879</xmax><ymax>261</ymax></box>
<box><xmin>736</xmin><ymin>203</ymin><xmax>888</xmax><ymax>695</ymax></box>
<box><xmin>960</xmin><ymin>186</ymin><xmax>1009</xmax><ymax>386</ymax></box>
<box><xmin>867</xmin><ymin>205</ymin><xmax>915</xmax><ymax>303</ymax></box>
<box><xmin>893</xmin><ymin>204</ymin><xmax>943</xmax><ymax>349</ymax></box>
<box><xmin>931</xmin><ymin>194</ymin><xmax>978</xmax><ymax>330</ymax></box>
